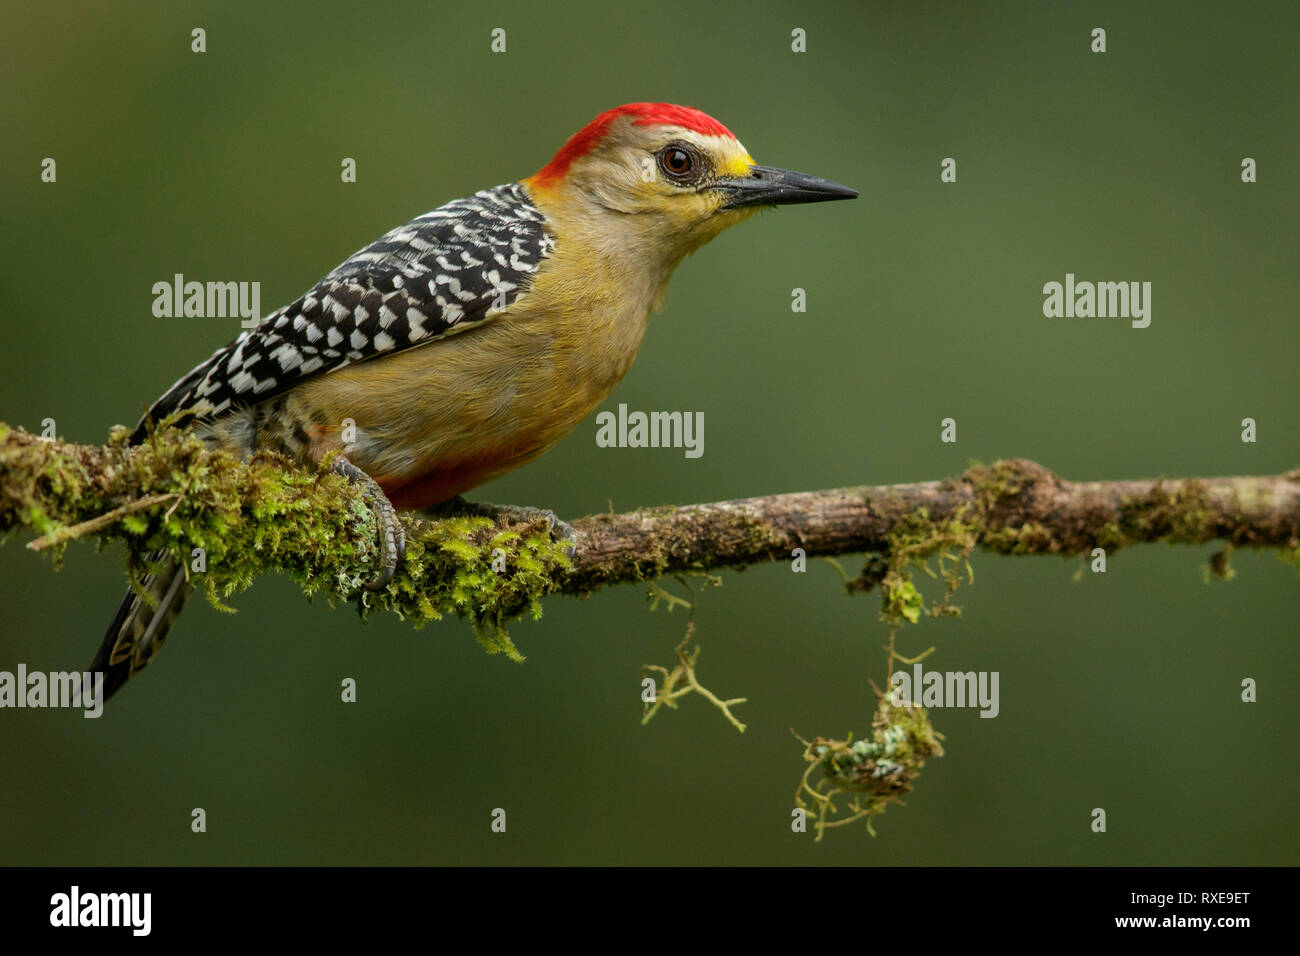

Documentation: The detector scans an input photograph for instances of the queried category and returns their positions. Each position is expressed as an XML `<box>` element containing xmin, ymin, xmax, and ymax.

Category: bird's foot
<box><xmin>330</xmin><ymin>455</ymin><xmax>406</xmax><ymax>591</ymax></box>
<box><xmin>428</xmin><ymin>497</ymin><xmax>577</xmax><ymax>559</ymax></box>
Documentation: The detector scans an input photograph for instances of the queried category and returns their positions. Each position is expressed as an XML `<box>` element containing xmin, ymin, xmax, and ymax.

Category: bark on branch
<box><xmin>2</xmin><ymin>423</ymin><xmax>1297</xmax><ymax>633</ymax></box>
<box><xmin>565</xmin><ymin>460</ymin><xmax>1300</xmax><ymax>590</ymax></box>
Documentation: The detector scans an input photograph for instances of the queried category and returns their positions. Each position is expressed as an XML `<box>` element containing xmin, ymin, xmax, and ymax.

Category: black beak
<box><xmin>714</xmin><ymin>164</ymin><xmax>857</xmax><ymax>209</ymax></box>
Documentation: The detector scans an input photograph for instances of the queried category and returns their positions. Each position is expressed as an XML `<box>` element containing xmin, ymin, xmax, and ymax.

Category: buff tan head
<box><xmin>523</xmin><ymin>103</ymin><xmax>856</xmax><ymax>258</ymax></box>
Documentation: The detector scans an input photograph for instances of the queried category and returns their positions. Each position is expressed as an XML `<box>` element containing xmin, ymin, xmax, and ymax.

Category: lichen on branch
<box><xmin>0</xmin><ymin>422</ymin><xmax>574</xmax><ymax>658</ymax></box>
<box><xmin>3</xmin><ymin>422</ymin><xmax>1297</xmax><ymax>842</ymax></box>
<box><xmin>2</xmin><ymin>423</ymin><xmax>1298</xmax><ymax>650</ymax></box>
<box><xmin>794</xmin><ymin>693</ymin><xmax>945</xmax><ymax>841</ymax></box>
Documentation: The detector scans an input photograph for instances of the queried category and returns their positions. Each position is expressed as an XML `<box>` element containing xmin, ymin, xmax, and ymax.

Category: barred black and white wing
<box><xmin>131</xmin><ymin>183</ymin><xmax>555</xmax><ymax>442</ymax></box>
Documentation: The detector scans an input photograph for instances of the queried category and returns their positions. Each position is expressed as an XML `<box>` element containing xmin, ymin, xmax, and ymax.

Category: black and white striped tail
<box><xmin>90</xmin><ymin>550</ymin><xmax>191</xmax><ymax>701</ymax></box>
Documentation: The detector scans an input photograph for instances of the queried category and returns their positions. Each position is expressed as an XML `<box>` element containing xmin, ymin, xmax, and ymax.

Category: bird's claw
<box><xmin>362</xmin><ymin>506</ymin><xmax>405</xmax><ymax>592</ymax></box>
<box><xmin>330</xmin><ymin>455</ymin><xmax>405</xmax><ymax>592</ymax></box>
<box><xmin>521</xmin><ymin>507</ymin><xmax>578</xmax><ymax>560</ymax></box>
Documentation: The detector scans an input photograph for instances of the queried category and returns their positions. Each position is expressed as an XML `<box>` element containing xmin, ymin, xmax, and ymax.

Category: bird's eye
<box><xmin>657</xmin><ymin>145</ymin><xmax>698</xmax><ymax>180</ymax></box>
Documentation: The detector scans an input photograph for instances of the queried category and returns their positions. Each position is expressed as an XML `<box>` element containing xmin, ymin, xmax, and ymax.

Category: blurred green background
<box><xmin>2</xmin><ymin>0</ymin><xmax>1297</xmax><ymax>865</ymax></box>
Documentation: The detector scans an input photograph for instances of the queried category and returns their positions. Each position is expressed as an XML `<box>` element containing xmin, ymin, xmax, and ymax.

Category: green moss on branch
<box><xmin>2</xmin><ymin>425</ymin><xmax>1297</xmax><ymax>657</ymax></box>
<box><xmin>0</xmin><ymin>423</ymin><xmax>573</xmax><ymax>657</ymax></box>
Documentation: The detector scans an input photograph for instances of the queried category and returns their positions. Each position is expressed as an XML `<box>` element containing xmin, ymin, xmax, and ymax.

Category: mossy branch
<box><xmin>3</xmin><ymin>423</ymin><xmax>1298</xmax><ymax>643</ymax></box>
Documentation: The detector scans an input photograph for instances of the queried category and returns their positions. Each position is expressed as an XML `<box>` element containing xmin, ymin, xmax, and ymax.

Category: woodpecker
<box><xmin>92</xmin><ymin>102</ymin><xmax>856</xmax><ymax>700</ymax></box>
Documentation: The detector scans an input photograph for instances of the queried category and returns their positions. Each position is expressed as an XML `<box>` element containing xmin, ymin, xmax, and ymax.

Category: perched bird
<box><xmin>93</xmin><ymin>102</ymin><xmax>856</xmax><ymax>700</ymax></box>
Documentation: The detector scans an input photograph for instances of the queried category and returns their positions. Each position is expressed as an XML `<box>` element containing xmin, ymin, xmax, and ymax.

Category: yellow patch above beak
<box><xmin>720</xmin><ymin>152</ymin><xmax>757</xmax><ymax>178</ymax></box>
